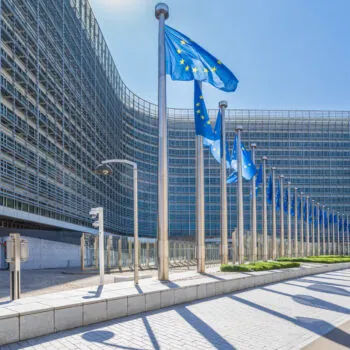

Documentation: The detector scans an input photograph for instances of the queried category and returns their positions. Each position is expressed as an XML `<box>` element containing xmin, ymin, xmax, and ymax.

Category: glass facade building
<box><xmin>0</xmin><ymin>0</ymin><xmax>349</xmax><ymax>242</ymax></box>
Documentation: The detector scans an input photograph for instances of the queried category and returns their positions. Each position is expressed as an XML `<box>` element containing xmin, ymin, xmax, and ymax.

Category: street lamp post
<box><xmin>96</xmin><ymin>160</ymin><xmax>139</xmax><ymax>285</ymax></box>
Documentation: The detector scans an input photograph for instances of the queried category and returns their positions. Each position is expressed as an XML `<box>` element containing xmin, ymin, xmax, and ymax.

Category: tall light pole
<box><xmin>220</xmin><ymin>101</ymin><xmax>228</xmax><ymax>264</ymax></box>
<box><xmin>262</xmin><ymin>156</ymin><xmax>268</xmax><ymax>261</ymax></box>
<box><xmin>271</xmin><ymin>167</ymin><xmax>277</xmax><ymax>260</ymax></box>
<box><xmin>236</xmin><ymin>125</ymin><xmax>244</xmax><ymax>264</ymax></box>
<box><xmin>95</xmin><ymin>160</ymin><xmax>139</xmax><ymax>285</ymax></box>
<box><xmin>155</xmin><ymin>3</ymin><xmax>169</xmax><ymax>281</ymax></box>
<box><xmin>251</xmin><ymin>143</ymin><xmax>257</xmax><ymax>262</ymax></box>
<box><xmin>279</xmin><ymin>175</ymin><xmax>285</xmax><ymax>257</ymax></box>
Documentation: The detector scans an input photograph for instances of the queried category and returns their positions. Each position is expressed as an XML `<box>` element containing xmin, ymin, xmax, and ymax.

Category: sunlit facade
<box><xmin>0</xmin><ymin>0</ymin><xmax>349</xmax><ymax>241</ymax></box>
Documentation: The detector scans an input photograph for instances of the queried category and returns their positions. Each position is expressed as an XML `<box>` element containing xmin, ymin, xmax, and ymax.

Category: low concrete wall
<box><xmin>1</xmin><ymin>262</ymin><xmax>349</xmax><ymax>345</ymax></box>
<box><xmin>3</xmin><ymin>236</ymin><xmax>80</xmax><ymax>270</ymax></box>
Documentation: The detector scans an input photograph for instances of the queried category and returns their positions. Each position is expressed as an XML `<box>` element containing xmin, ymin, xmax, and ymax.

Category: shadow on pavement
<box><xmin>261</xmin><ymin>286</ymin><xmax>350</xmax><ymax>314</ymax></box>
<box><xmin>229</xmin><ymin>295</ymin><xmax>350</xmax><ymax>348</ymax></box>
<box><xmin>82</xmin><ymin>330</ymin><xmax>143</xmax><ymax>349</ymax></box>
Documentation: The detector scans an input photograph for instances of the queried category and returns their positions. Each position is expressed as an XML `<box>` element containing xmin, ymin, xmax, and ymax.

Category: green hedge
<box><xmin>220</xmin><ymin>261</ymin><xmax>300</xmax><ymax>272</ymax></box>
<box><xmin>277</xmin><ymin>256</ymin><xmax>350</xmax><ymax>264</ymax></box>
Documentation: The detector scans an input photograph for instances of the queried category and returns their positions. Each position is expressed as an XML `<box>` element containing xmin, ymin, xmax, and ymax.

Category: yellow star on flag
<box><xmin>211</xmin><ymin>66</ymin><xmax>217</xmax><ymax>72</ymax></box>
<box><xmin>180</xmin><ymin>59</ymin><xmax>185</xmax><ymax>65</ymax></box>
<box><xmin>207</xmin><ymin>121</ymin><xmax>211</xmax><ymax>124</ymax></box>
<box><xmin>196</xmin><ymin>102</ymin><xmax>200</xmax><ymax>107</ymax></box>
<box><xmin>185</xmin><ymin>65</ymin><xmax>190</xmax><ymax>71</ymax></box>
<box><xmin>201</xmin><ymin>116</ymin><xmax>205</xmax><ymax>120</ymax></box>
<box><xmin>177</xmin><ymin>49</ymin><xmax>182</xmax><ymax>54</ymax></box>
<box><xmin>217</xmin><ymin>60</ymin><xmax>222</xmax><ymax>64</ymax></box>
<box><xmin>204</xmin><ymin>68</ymin><xmax>209</xmax><ymax>73</ymax></box>
<box><xmin>199</xmin><ymin>95</ymin><xmax>203</xmax><ymax>99</ymax></box>
<box><xmin>196</xmin><ymin>109</ymin><xmax>200</xmax><ymax>114</ymax></box>
<box><xmin>181</xmin><ymin>40</ymin><xmax>186</xmax><ymax>45</ymax></box>
<box><xmin>192</xmin><ymin>67</ymin><xmax>197</xmax><ymax>73</ymax></box>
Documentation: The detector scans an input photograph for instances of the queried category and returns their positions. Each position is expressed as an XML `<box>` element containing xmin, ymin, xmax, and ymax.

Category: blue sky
<box><xmin>89</xmin><ymin>0</ymin><xmax>350</xmax><ymax>110</ymax></box>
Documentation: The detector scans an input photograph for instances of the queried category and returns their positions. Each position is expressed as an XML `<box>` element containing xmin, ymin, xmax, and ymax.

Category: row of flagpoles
<box><xmin>155</xmin><ymin>4</ymin><xmax>348</xmax><ymax>280</ymax></box>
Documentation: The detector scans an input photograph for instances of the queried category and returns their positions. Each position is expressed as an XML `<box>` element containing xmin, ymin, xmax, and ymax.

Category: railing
<box><xmin>82</xmin><ymin>232</ymin><xmax>348</xmax><ymax>271</ymax></box>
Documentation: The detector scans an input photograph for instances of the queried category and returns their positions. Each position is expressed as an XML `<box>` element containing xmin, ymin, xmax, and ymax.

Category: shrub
<box><xmin>220</xmin><ymin>261</ymin><xmax>300</xmax><ymax>272</ymax></box>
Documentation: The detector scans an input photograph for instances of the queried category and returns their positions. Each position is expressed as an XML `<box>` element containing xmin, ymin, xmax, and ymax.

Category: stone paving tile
<box><xmin>6</xmin><ymin>268</ymin><xmax>350</xmax><ymax>350</ymax></box>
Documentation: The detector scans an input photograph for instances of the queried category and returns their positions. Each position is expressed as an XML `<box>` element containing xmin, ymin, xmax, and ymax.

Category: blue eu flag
<box><xmin>297</xmin><ymin>198</ymin><xmax>301</xmax><ymax>218</ymax></box>
<box><xmin>334</xmin><ymin>214</ymin><xmax>338</xmax><ymax>224</ymax></box>
<box><xmin>319</xmin><ymin>208</ymin><xmax>323</xmax><ymax>223</ymax></box>
<box><xmin>165</xmin><ymin>25</ymin><xmax>239</xmax><ymax>92</ymax></box>
<box><xmin>308</xmin><ymin>202</ymin><xmax>312</xmax><ymax>223</ymax></box>
<box><xmin>291</xmin><ymin>193</ymin><xmax>295</xmax><ymax>217</ymax></box>
<box><xmin>227</xmin><ymin>171</ymin><xmax>238</xmax><ymax>184</ymax></box>
<box><xmin>329</xmin><ymin>213</ymin><xmax>333</xmax><ymax>224</ymax></box>
<box><xmin>230</xmin><ymin>136</ymin><xmax>257</xmax><ymax>180</ymax></box>
<box><xmin>276</xmin><ymin>181</ymin><xmax>281</xmax><ymax>212</ymax></box>
<box><xmin>324</xmin><ymin>211</ymin><xmax>328</xmax><ymax>228</ymax></box>
<box><xmin>283</xmin><ymin>188</ymin><xmax>288</xmax><ymax>212</ymax></box>
<box><xmin>314</xmin><ymin>206</ymin><xmax>317</xmax><ymax>226</ymax></box>
<box><xmin>267</xmin><ymin>174</ymin><xmax>273</xmax><ymax>205</ymax></box>
<box><xmin>339</xmin><ymin>216</ymin><xmax>342</xmax><ymax>230</ymax></box>
<box><xmin>194</xmin><ymin>81</ymin><xmax>215</xmax><ymax>140</ymax></box>
<box><xmin>208</xmin><ymin>111</ymin><xmax>230</xmax><ymax>168</ymax></box>
<box><xmin>255</xmin><ymin>165</ymin><xmax>263</xmax><ymax>195</ymax></box>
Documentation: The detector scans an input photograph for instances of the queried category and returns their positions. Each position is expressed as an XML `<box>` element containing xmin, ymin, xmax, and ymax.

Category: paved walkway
<box><xmin>0</xmin><ymin>265</ymin><xmax>207</xmax><ymax>302</ymax></box>
<box><xmin>3</xmin><ymin>269</ymin><xmax>350</xmax><ymax>349</ymax></box>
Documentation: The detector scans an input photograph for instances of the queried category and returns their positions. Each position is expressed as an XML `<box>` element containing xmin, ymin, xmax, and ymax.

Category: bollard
<box><xmin>118</xmin><ymin>238</ymin><xmax>122</xmax><ymax>270</ymax></box>
<box><xmin>80</xmin><ymin>233</ymin><xmax>85</xmax><ymax>271</ymax></box>
<box><xmin>6</xmin><ymin>234</ymin><xmax>28</xmax><ymax>300</ymax></box>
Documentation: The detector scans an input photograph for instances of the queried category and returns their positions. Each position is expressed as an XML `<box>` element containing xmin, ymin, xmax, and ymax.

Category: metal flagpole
<box><xmin>219</xmin><ymin>101</ymin><xmax>228</xmax><ymax>265</ymax></box>
<box><xmin>236</xmin><ymin>126</ymin><xmax>244</xmax><ymax>264</ymax></box>
<box><xmin>155</xmin><ymin>3</ymin><xmax>169</xmax><ymax>281</ymax></box>
<box><xmin>332</xmin><ymin>209</ymin><xmax>335</xmax><ymax>255</ymax></box>
<box><xmin>322</xmin><ymin>205</ymin><xmax>326</xmax><ymax>255</ymax></box>
<box><xmin>341</xmin><ymin>214</ymin><xmax>345</xmax><ymax>255</ymax></box>
<box><xmin>327</xmin><ymin>208</ymin><xmax>330</xmax><ymax>255</ymax></box>
<box><xmin>337</xmin><ymin>212</ymin><xmax>340</xmax><ymax>255</ymax></box>
<box><xmin>306</xmin><ymin>196</ymin><xmax>309</xmax><ymax>256</ymax></box>
<box><xmin>342</xmin><ymin>214</ymin><xmax>345</xmax><ymax>255</ymax></box>
<box><xmin>346</xmin><ymin>215</ymin><xmax>350</xmax><ymax>255</ymax></box>
<box><xmin>196</xmin><ymin>82</ymin><xmax>205</xmax><ymax>273</ymax></box>
<box><xmin>317</xmin><ymin>203</ymin><xmax>320</xmax><ymax>256</ymax></box>
<box><xmin>271</xmin><ymin>167</ymin><xmax>277</xmax><ymax>260</ymax></box>
<box><xmin>300</xmin><ymin>192</ymin><xmax>304</xmax><ymax>257</ymax></box>
<box><xmin>294</xmin><ymin>188</ymin><xmax>298</xmax><ymax>257</ymax></box>
<box><xmin>262</xmin><ymin>156</ymin><xmax>268</xmax><ymax>261</ymax></box>
<box><xmin>251</xmin><ymin>143</ymin><xmax>257</xmax><ymax>262</ymax></box>
<box><xmin>287</xmin><ymin>181</ymin><xmax>292</xmax><ymax>258</ymax></box>
<box><xmin>279</xmin><ymin>175</ymin><xmax>285</xmax><ymax>257</ymax></box>
<box><xmin>311</xmin><ymin>200</ymin><xmax>315</xmax><ymax>256</ymax></box>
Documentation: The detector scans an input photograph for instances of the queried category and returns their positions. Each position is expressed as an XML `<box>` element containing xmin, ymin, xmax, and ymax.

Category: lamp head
<box><xmin>95</xmin><ymin>163</ymin><xmax>113</xmax><ymax>176</ymax></box>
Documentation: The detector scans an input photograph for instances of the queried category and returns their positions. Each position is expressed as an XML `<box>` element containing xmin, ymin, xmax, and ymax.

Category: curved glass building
<box><xmin>0</xmin><ymin>0</ymin><xmax>349</xmax><ymax>243</ymax></box>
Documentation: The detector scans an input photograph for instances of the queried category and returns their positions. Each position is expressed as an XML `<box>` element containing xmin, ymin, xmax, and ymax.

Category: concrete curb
<box><xmin>0</xmin><ymin>262</ymin><xmax>349</xmax><ymax>345</ymax></box>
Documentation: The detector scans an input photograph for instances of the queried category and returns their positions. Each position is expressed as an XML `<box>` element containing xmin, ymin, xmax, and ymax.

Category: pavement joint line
<box><xmin>0</xmin><ymin>262</ymin><xmax>349</xmax><ymax>346</ymax></box>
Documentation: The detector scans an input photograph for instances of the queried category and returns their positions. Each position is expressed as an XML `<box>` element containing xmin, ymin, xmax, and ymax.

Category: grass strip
<box><xmin>277</xmin><ymin>256</ymin><xmax>350</xmax><ymax>264</ymax></box>
<box><xmin>220</xmin><ymin>261</ymin><xmax>300</xmax><ymax>272</ymax></box>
